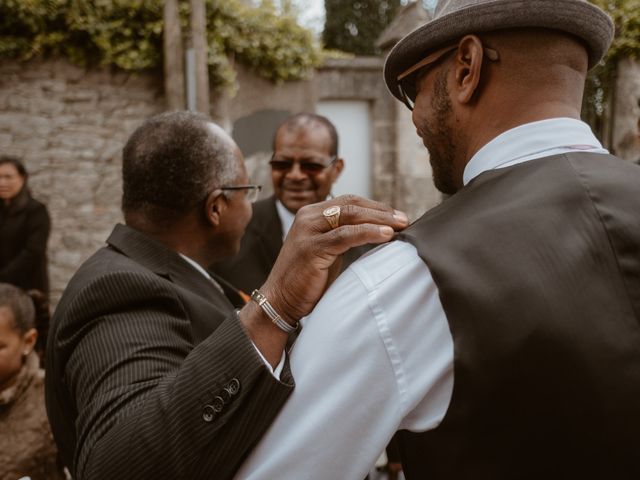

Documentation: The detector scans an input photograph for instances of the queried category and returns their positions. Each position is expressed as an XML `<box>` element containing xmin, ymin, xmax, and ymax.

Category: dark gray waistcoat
<box><xmin>396</xmin><ymin>153</ymin><xmax>640</xmax><ymax>480</ymax></box>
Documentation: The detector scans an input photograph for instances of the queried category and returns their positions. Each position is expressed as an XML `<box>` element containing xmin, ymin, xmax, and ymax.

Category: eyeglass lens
<box><xmin>221</xmin><ymin>185</ymin><xmax>261</xmax><ymax>203</ymax></box>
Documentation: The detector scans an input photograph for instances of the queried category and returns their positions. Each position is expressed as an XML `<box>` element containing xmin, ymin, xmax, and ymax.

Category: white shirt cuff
<box><xmin>251</xmin><ymin>341</ymin><xmax>286</xmax><ymax>379</ymax></box>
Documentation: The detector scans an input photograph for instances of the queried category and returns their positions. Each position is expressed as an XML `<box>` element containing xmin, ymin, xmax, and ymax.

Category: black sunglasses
<box><xmin>397</xmin><ymin>44</ymin><xmax>499</xmax><ymax>111</ymax></box>
<box><xmin>269</xmin><ymin>155</ymin><xmax>338</xmax><ymax>175</ymax></box>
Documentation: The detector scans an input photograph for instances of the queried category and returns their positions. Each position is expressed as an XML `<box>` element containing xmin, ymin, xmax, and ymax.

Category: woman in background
<box><xmin>0</xmin><ymin>155</ymin><xmax>51</xmax><ymax>293</ymax></box>
<box><xmin>0</xmin><ymin>283</ymin><xmax>65</xmax><ymax>479</ymax></box>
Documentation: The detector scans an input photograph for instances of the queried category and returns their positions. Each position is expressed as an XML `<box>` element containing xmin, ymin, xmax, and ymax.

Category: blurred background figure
<box><xmin>0</xmin><ymin>283</ymin><xmax>65</xmax><ymax>480</ymax></box>
<box><xmin>211</xmin><ymin>113</ymin><xmax>367</xmax><ymax>297</ymax></box>
<box><xmin>0</xmin><ymin>156</ymin><xmax>51</xmax><ymax>294</ymax></box>
<box><xmin>0</xmin><ymin>156</ymin><xmax>52</xmax><ymax>363</ymax></box>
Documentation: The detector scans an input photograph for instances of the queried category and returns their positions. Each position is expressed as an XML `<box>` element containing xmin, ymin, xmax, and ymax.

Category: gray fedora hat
<box><xmin>384</xmin><ymin>0</ymin><xmax>614</xmax><ymax>102</ymax></box>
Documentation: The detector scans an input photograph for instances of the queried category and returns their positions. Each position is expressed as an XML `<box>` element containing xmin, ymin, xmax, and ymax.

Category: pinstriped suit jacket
<box><xmin>45</xmin><ymin>224</ymin><xmax>293</xmax><ymax>479</ymax></box>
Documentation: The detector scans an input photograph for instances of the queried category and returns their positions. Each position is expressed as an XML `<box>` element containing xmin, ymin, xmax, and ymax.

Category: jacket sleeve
<box><xmin>0</xmin><ymin>202</ymin><xmax>50</xmax><ymax>281</ymax></box>
<box><xmin>56</xmin><ymin>270</ymin><xmax>293</xmax><ymax>480</ymax></box>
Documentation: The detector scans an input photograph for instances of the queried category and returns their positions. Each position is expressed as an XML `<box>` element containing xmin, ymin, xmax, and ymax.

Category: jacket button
<box><xmin>203</xmin><ymin>405</ymin><xmax>216</xmax><ymax>423</ymax></box>
<box><xmin>220</xmin><ymin>389</ymin><xmax>232</xmax><ymax>403</ymax></box>
<box><xmin>227</xmin><ymin>378</ymin><xmax>240</xmax><ymax>395</ymax></box>
<box><xmin>212</xmin><ymin>396</ymin><xmax>225</xmax><ymax>412</ymax></box>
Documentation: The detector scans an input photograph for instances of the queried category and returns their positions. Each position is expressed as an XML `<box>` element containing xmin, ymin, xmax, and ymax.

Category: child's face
<box><xmin>0</xmin><ymin>306</ymin><xmax>33</xmax><ymax>391</ymax></box>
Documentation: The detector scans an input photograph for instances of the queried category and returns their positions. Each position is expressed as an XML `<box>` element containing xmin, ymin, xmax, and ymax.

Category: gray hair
<box><xmin>122</xmin><ymin>111</ymin><xmax>239</xmax><ymax>226</ymax></box>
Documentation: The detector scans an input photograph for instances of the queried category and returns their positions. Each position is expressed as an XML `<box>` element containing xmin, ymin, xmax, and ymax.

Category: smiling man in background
<box><xmin>212</xmin><ymin>113</ymin><xmax>366</xmax><ymax>296</ymax></box>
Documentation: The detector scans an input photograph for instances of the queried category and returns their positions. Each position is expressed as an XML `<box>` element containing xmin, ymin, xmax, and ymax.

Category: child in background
<box><xmin>0</xmin><ymin>283</ymin><xmax>65</xmax><ymax>479</ymax></box>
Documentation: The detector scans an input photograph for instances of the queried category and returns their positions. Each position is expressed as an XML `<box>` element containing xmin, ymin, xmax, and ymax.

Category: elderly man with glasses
<box><xmin>211</xmin><ymin>112</ymin><xmax>367</xmax><ymax>298</ymax></box>
<box><xmin>45</xmin><ymin>111</ymin><xmax>407</xmax><ymax>480</ymax></box>
<box><xmin>237</xmin><ymin>1</ymin><xmax>640</xmax><ymax>479</ymax></box>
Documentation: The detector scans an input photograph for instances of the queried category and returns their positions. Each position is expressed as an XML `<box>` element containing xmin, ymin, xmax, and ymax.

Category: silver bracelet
<box><xmin>250</xmin><ymin>289</ymin><xmax>298</xmax><ymax>334</ymax></box>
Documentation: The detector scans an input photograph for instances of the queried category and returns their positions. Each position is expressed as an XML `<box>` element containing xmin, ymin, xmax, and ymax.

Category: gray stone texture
<box><xmin>612</xmin><ymin>58</ymin><xmax>640</xmax><ymax>163</ymax></box>
<box><xmin>0</xmin><ymin>59</ymin><xmax>163</xmax><ymax>303</ymax></box>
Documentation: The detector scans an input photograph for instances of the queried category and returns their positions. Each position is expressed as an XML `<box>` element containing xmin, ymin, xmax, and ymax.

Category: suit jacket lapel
<box><xmin>254</xmin><ymin>197</ymin><xmax>284</xmax><ymax>267</ymax></box>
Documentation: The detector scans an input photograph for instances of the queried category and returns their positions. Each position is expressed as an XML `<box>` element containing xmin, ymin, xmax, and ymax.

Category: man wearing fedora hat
<box><xmin>237</xmin><ymin>1</ymin><xmax>640</xmax><ymax>479</ymax></box>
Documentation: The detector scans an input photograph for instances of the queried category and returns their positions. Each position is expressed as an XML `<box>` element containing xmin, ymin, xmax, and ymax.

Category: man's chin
<box><xmin>281</xmin><ymin>193</ymin><xmax>314</xmax><ymax>213</ymax></box>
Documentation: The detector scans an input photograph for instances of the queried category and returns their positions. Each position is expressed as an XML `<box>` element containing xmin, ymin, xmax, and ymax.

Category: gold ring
<box><xmin>323</xmin><ymin>206</ymin><xmax>341</xmax><ymax>230</ymax></box>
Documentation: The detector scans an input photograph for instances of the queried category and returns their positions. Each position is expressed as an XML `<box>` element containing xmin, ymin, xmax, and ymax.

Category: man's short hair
<box><xmin>122</xmin><ymin>111</ymin><xmax>236</xmax><ymax>225</ymax></box>
<box><xmin>274</xmin><ymin>113</ymin><xmax>339</xmax><ymax>157</ymax></box>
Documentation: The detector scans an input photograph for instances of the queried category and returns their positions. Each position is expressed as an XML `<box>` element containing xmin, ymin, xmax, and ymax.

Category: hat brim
<box><xmin>384</xmin><ymin>0</ymin><xmax>614</xmax><ymax>102</ymax></box>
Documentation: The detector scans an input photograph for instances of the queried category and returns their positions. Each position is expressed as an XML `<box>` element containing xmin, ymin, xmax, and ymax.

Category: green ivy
<box><xmin>0</xmin><ymin>0</ymin><xmax>321</xmax><ymax>90</ymax></box>
<box><xmin>584</xmin><ymin>0</ymin><xmax>640</xmax><ymax>139</ymax></box>
<box><xmin>592</xmin><ymin>0</ymin><xmax>640</xmax><ymax>63</ymax></box>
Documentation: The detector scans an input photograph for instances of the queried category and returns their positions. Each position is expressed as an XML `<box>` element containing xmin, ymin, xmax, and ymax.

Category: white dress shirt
<box><xmin>236</xmin><ymin>119</ymin><xmax>607</xmax><ymax>479</ymax></box>
<box><xmin>179</xmin><ymin>253</ymin><xmax>285</xmax><ymax>377</ymax></box>
<box><xmin>275</xmin><ymin>199</ymin><xmax>296</xmax><ymax>240</ymax></box>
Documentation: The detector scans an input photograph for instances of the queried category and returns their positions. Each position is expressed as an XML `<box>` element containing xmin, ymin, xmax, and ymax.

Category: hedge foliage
<box><xmin>592</xmin><ymin>0</ymin><xmax>640</xmax><ymax>63</ymax></box>
<box><xmin>323</xmin><ymin>0</ymin><xmax>402</xmax><ymax>55</ymax></box>
<box><xmin>0</xmin><ymin>0</ymin><xmax>321</xmax><ymax>90</ymax></box>
<box><xmin>583</xmin><ymin>0</ymin><xmax>640</xmax><ymax>132</ymax></box>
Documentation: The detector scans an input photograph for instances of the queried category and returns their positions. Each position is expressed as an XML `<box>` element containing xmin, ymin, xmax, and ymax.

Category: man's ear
<box><xmin>204</xmin><ymin>189</ymin><xmax>226</xmax><ymax>228</ymax></box>
<box><xmin>332</xmin><ymin>158</ymin><xmax>345</xmax><ymax>179</ymax></box>
<box><xmin>454</xmin><ymin>35</ymin><xmax>485</xmax><ymax>104</ymax></box>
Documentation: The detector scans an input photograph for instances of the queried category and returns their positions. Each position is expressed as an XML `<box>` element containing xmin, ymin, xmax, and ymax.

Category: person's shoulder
<box><xmin>57</xmin><ymin>244</ymin><xmax>170</xmax><ymax>313</ymax></box>
<box><xmin>251</xmin><ymin>196</ymin><xmax>278</xmax><ymax>219</ymax></box>
<box><xmin>347</xmin><ymin>240</ymin><xmax>424</xmax><ymax>289</ymax></box>
<box><xmin>24</xmin><ymin>196</ymin><xmax>50</xmax><ymax>217</ymax></box>
<box><xmin>254</xmin><ymin>196</ymin><xmax>276</xmax><ymax>210</ymax></box>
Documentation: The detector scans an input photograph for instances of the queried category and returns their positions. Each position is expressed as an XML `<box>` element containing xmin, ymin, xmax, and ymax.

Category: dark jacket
<box><xmin>0</xmin><ymin>186</ymin><xmax>50</xmax><ymax>293</ymax></box>
<box><xmin>211</xmin><ymin>196</ymin><xmax>370</xmax><ymax>295</ymax></box>
<box><xmin>45</xmin><ymin>224</ymin><xmax>293</xmax><ymax>480</ymax></box>
<box><xmin>397</xmin><ymin>153</ymin><xmax>640</xmax><ymax>479</ymax></box>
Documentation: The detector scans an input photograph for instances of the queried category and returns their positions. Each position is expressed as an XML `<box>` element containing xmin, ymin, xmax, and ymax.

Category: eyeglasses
<box><xmin>269</xmin><ymin>155</ymin><xmax>338</xmax><ymax>175</ymax></box>
<box><xmin>220</xmin><ymin>184</ymin><xmax>262</xmax><ymax>203</ymax></box>
<box><xmin>397</xmin><ymin>43</ymin><xmax>499</xmax><ymax>111</ymax></box>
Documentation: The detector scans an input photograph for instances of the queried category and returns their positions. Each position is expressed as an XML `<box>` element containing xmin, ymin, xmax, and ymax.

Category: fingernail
<box><xmin>380</xmin><ymin>226</ymin><xmax>394</xmax><ymax>236</ymax></box>
<box><xmin>393</xmin><ymin>210</ymin><xmax>409</xmax><ymax>223</ymax></box>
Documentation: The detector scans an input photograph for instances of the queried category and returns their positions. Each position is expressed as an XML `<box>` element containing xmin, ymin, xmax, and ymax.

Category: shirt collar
<box><xmin>463</xmin><ymin>118</ymin><xmax>608</xmax><ymax>186</ymax></box>
<box><xmin>275</xmin><ymin>200</ymin><xmax>296</xmax><ymax>240</ymax></box>
<box><xmin>179</xmin><ymin>253</ymin><xmax>224</xmax><ymax>294</ymax></box>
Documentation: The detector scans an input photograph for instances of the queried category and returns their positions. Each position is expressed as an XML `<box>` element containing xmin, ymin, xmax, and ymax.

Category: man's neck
<box><xmin>462</xmin><ymin>104</ymin><xmax>583</xmax><ymax>182</ymax></box>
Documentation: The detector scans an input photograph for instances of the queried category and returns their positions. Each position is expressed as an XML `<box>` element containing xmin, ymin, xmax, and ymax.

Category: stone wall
<box><xmin>0</xmin><ymin>59</ymin><xmax>323</xmax><ymax>303</ymax></box>
<box><xmin>612</xmin><ymin>58</ymin><xmax>640</xmax><ymax>163</ymax></box>
<box><xmin>0</xmin><ymin>59</ymin><xmax>164</xmax><ymax>303</ymax></box>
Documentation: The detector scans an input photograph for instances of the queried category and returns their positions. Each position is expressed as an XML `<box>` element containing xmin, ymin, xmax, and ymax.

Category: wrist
<box><xmin>257</xmin><ymin>283</ymin><xmax>300</xmax><ymax>328</ymax></box>
<box><xmin>238</xmin><ymin>301</ymin><xmax>289</xmax><ymax>367</ymax></box>
<box><xmin>250</xmin><ymin>289</ymin><xmax>299</xmax><ymax>334</ymax></box>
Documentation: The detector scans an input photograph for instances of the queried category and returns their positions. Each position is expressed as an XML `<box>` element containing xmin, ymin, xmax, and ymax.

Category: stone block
<box><xmin>17</xmin><ymin>136</ymin><xmax>49</xmax><ymax>151</ymax></box>
<box><xmin>396</xmin><ymin>176</ymin><xmax>441</xmax><ymax>221</ymax></box>
<box><xmin>0</xmin><ymin>133</ymin><xmax>12</xmax><ymax>147</ymax></box>
<box><xmin>39</xmin><ymin>80</ymin><xmax>67</xmax><ymax>94</ymax></box>
<box><xmin>29</xmin><ymin>97</ymin><xmax>66</xmax><ymax>115</ymax></box>
<box><xmin>63</xmin><ymin>89</ymin><xmax>99</xmax><ymax>104</ymax></box>
<box><xmin>6</xmin><ymin>96</ymin><xmax>32</xmax><ymax>112</ymax></box>
<box><xmin>52</xmin><ymin>60</ymin><xmax>86</xmax><ymax>82</ymax></box>
<box><xmin>53</xmin><ymin>133</ymin><xmax>105</xmax><ymax>150</ymax></box>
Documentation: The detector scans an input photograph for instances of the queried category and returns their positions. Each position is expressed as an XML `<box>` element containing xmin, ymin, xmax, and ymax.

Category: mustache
<box><xmin>281</xmin><ymin>180</ymin><xmax>314</xmax><ymax>190</ymax></box>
